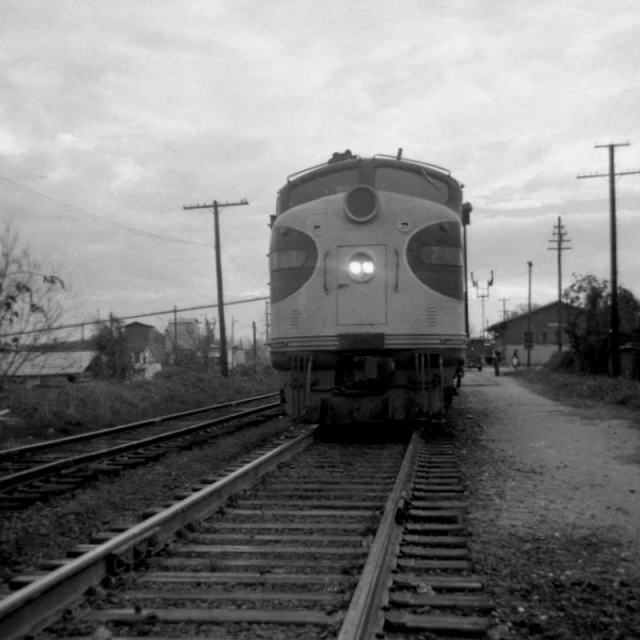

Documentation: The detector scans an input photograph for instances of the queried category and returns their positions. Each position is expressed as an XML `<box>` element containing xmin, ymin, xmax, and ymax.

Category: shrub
<box><xmin>3</xmin><ymin>367</ymin><xmax>280</xmax><ymax>445</ymax></box>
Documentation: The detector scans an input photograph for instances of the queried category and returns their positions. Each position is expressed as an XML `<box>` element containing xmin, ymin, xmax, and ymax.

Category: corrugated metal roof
<box><xmin>1</xmin><ymin>351</ymin><xmax>98</xmax><ymax>377</ymax></box>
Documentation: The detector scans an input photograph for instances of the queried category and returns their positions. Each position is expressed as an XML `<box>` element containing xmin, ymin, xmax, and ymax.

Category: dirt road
<box><xmin>456</xmin><ymin>370</ymin><xmax>640</xmax><ymax>639</ymax></box>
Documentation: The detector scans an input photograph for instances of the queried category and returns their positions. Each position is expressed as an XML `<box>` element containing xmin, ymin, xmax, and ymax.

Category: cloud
<box><xmin>0</xmin><ymin>0</ymin><xmax>639</xmax><ymax>341</ymax></box>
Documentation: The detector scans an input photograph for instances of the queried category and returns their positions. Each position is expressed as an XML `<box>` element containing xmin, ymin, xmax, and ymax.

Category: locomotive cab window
<box><xmin>375</xmin><ymin>167</ymin><xmax>449</xmax><ymax>204</ymax></box>
<box><xmin>287</xmin><ymin>169</ymin><xmax>359</xmax><ymax>209</ymax></box>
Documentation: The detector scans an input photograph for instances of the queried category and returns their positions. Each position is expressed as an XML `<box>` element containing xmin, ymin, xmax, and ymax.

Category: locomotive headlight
<box><xmin>349</xmin><ymin>261</ymin><xmax>362</xmax><ymax>275</ymax></box>
<box><xmin>348</xmin><ymin>253</ymin><xmax>375</xmax><ymax>282</ymax></box>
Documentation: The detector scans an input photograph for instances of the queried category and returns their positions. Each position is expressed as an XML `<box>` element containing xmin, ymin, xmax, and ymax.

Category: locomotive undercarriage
<box><xmin>280</xmin><ymin>349</ymin><xmax>463</xmax><ymax>426</ymax></box>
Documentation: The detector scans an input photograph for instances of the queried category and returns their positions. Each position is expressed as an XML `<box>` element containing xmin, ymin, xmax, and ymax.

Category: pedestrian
<box><xmin>454</xmin><ymin>359</ymin><xmax>464</xmax><ymax>389</ymax></box>
<box><xmin>511</xmin><ymin>349</ymin><xmax>520</xmax><ymax>370</ymax></box>
<box><xmin>493</xmin><ymin>348</ymin><xmax>501</xmax><ymax>376</ymax></box>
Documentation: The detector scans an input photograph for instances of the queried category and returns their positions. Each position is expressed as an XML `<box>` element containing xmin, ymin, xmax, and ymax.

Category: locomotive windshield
<box><xmin>287</xmin><ymin>169</ymin><xmax>359</xmax><ymax>209</ymax></box>
<box><xmin>375</xmin><ymin>167</ymin><xmax>449</xmax><ymax>204</ymax></box>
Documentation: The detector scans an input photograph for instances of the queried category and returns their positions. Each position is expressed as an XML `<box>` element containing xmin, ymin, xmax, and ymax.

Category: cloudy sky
<box><xmin>2</xmin><ymin>0</ymin><xmax>640</xmax><ymax>342</ymax></box>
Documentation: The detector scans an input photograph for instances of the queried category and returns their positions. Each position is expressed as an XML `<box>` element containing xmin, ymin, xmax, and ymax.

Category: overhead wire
<box><xmin>0</xmin><ymin>173</ymin><xmax>269</xmax><ymax>294</ymax></box>
<box><xmin>0</xmin><ymin>174</ymin><xmax>211</xmax><ymax>246</ymax></box>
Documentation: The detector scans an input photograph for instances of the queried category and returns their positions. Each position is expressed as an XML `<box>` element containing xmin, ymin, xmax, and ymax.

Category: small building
<box><xmin>166</xmin><ymin>319</ymin><xmax>200</xmax><ymax>351</ymax></box>
<box><xmin>0</xmin><ymin>350</ymin><xmax>99</xmax><ymax>387</ymax></box>
<box><xmin>487</xmin><ymin>301</ymin><xmax>579</xmax><ymax>366</ymax></box>
<box><xmin>124</xmin><ymin>322</ymin><xmax>166</xmax><ymax>379</ymax></box>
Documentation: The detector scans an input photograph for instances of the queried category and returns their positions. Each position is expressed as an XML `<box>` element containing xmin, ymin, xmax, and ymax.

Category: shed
<box><xmin>1</xmin><ymin>350</ymin><xmax>99</xmax><ymax>387</ymax></box>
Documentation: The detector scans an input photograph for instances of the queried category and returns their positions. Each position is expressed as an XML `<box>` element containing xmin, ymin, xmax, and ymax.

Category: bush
<box><xmin>3</xmin><ymin>367</ymin><xmax>280</xmax><ymax>445</ymax></box>
<box><xmin>516</xmin><ymin>368</ymin><xmax>640</xmax><ymax>410</ymax></box>
<box><xmin>544</xmin><ymin>351</ymin><xmax>576</xmax><ymax>371</ymax></box>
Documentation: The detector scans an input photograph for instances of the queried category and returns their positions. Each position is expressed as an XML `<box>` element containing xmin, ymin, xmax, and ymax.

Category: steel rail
<box><xmin>0</xmin><ymin>392</ymin><xmax>279</xmax><ymax>460</ymax></box>
<box><xmin>0</xmin><ymin>401</ymin><xmax>281</xmax><ymax>492</ymax></box>
<box><xmin>0</xmin><ymin>427</ymin><xmax>316</xmax><ymax>640</ymax></box>
<box><xmin>337</xmin><ymin>429</ymin><xmax>422</xmax><ymax>640</ymax></box>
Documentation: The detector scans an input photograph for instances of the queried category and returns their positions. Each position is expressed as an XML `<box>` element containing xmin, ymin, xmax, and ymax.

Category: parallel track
<box><xmin>0</xmin><ymin>393</ymin><xmax>281</xmax><ymax>509</ymax></box>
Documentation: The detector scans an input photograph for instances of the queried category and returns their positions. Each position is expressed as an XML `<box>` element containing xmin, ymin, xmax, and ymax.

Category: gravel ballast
<box><xmin>0</xmin><ymin>415</ymin><xmax>294</xmax><ymax>585</ymax></box>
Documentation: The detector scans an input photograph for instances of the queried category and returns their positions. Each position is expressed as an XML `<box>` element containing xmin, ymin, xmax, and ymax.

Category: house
<box><xmin>124</xmin><ymin>322</ymin><xmax>166</xmax><ymax>379</ymax></box>
<box><xmin>0</xmin><ymin>350</ymin><xmax>99</xmax><ymax>387</ymax></box>
<box><xmin>166</xmin><ymin>319</ymin><xmax>200</xmax><ymax>350</ymax></box>
<box><xmin>165</xmin><ymin>319</ymin><xmax>206</xmax><ymax>364</ymax></box>
<box><xmin>486</xmin><ymin>301</ymin><xmax>579</xmax><ymax>366</ymax></box>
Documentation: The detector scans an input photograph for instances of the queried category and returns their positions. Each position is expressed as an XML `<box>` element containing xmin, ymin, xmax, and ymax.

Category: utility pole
<box><xmin>183</xmin><ymin>198</ymin><xmax>249</xmax><ymax>377</ymax></box>
<box><xmin>577</xmin><ymin>142</ymin><xmax>640</xmax><ymax>377</ymax></box>
<box><xmin>470</xmin><ymin>270</ymin><xmax>494</xmax><ymax>339</ymax></box>
<box><xmin>252</xmin><ymin>321</ymin><xmax>257</xmax><ymax>371</ymax></box>
<box><xmin>547</xmin><ymin>217</ymin><xmax>571</xmax><ymax>352</ymax></box>
<box><xmin>462</xmin><ymin>202</ymin><xmax>473</xmax><ymax>337</ymax></box>
<box><xmin>230</xmin><ymin>316</ymin><xmax>238</xmax><ymax>370</ymax></box>
<box><xmin>527</xmin><ymin>261</ymin><xmax>533</xmax><ymax>369</ymax></box>
<box><xmin>499</xmin><ymin>298</ymin><xmax>510</xmax><ymax>321</ymax></box>
<box><xmin>265</xmin><ymin>301</ymin><xmax>271</xmax><ymax>343</ymax></box>
<box><xmin>172</xmin><ymin>305</ymin><xmax>178</xmax><ymax>364</ymax></box>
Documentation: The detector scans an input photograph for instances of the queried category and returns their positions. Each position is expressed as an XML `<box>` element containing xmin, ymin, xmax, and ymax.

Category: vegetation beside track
<box><xmin>1</xmin><ymin>365</ymin><xmax>280</xmax><ymax>447</ymax></box>
<box><xmin>503</xmin><ymin>367</ymin><xmax>640</xmax><ymax>412</ymax></box>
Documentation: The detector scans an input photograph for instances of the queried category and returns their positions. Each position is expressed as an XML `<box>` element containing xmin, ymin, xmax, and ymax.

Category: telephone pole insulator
<box><xmin>470</xmin><ymin>271</ymin><xmax>494</xmax><ymax>339</ymax></box>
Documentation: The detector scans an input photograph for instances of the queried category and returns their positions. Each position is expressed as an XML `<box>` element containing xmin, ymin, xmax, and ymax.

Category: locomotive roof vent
<box><xmin>344</xmin><ymin>185</ymin><xmax>378</xmax><ymax>223</ymax></box>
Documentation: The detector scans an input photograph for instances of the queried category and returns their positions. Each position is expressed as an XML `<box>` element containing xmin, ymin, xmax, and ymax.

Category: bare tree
<box><xmin>0</xmin><ymin>224</ymin><xmax>66</xmax><ymax>381</ymax></box>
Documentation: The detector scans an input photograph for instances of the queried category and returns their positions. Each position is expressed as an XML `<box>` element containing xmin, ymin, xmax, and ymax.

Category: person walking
<box><xmin>493</xmin><ymin>347</ymin><xmax>501</xmax><ymax>376</ymax></box>
<box><xmin>511</xmin><ymin>349</ymin><xmax>520</xmax><ymax>370</ymax></box>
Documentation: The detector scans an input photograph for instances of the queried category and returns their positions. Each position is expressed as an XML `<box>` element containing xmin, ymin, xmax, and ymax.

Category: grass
<box><xmin>504</xmin><ymin>367</ymin><xmax>640</xmax><ymax>411</ymax></box>
<box><xmin>1</xmin><ymin>365</ymin><xmax>281</xmax><ymax>447</ymax></box>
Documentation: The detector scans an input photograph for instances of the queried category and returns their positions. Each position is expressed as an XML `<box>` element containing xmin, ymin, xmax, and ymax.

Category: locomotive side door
<box><xmin>336</xmin><ymin>244</ymin><xmax>387</xmax><ymax>325</ymax></box>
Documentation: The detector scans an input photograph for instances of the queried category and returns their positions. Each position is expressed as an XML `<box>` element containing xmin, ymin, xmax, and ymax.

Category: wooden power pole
<box><xmin>498</xmin><ymin>297</ymin><xmax>510</xmax><ymax>321</ymax></box>
<box><xmin>183</xmin><ymin>198</ymin><xmax>249</xmax><ymax>377</ymax></box>
<box><xmin>577</xmin><ymin>143</ymin><xmax>640</xmax><ymax>376</ymax></box>
<box><xmin>547</xmin><ymin>217</ymin><xmax>571</xmax><ymax>352</ymax></box>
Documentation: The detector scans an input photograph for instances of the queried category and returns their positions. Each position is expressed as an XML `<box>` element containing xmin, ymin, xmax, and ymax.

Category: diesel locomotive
<box><xmin>269</xmin><ymin>150</ymin><xmax>467</xmax><ymax>426</ymax></box>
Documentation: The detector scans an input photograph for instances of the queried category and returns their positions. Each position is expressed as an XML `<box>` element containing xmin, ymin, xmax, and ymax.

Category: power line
<box><xmin>577</xmin><ymin>142</ymin><xmax>640</xmax><ymax>377</ymax></box>
<box><xmin>0</xmin><ymin>295</ymin><xmax>269</xmax><ymax>339</ymax></box>
<box><xmin>0</xmin><ymin>174</ymin><xmax>211</xmax><ymax>247</ymax></box>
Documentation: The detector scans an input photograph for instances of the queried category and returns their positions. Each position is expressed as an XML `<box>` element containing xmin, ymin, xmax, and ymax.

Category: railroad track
<box><xmin>0</xmin><ymin>424</ymin><xmax>492</xmax><ymax>639</ymax></box>
<box><xmin>0</xmin><ymin>393</ymin><xmax>281</xmax><ymax>509</ymax></box>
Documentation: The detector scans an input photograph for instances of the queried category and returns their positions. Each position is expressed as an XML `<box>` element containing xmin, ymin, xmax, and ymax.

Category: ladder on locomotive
<box><xmin>290</xmin><ymin>355</ymin><xmax>313</xmax><ymax>420</ymax></box>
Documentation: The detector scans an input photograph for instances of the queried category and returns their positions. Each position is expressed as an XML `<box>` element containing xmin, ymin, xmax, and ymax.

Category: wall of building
<box><xmin>493</xmin><ymin>304</ymin><xmax>573</xmax><ymax>366</ymax></box>
<box><xmin>166</xmin><ymin>320</ymin><xmax>200</xmax><ymax>351</ymax></box>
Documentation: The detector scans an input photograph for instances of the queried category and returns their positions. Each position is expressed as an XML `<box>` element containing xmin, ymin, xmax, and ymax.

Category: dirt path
<box><xmin>461</xmin><ymin>370</ymin><xmax>640</xmax><ymax>538</ymax></box>
<box><xmin>455</xmin><ymin>370</ymin><xmax>640</xmax><ymax>639</ymax></box>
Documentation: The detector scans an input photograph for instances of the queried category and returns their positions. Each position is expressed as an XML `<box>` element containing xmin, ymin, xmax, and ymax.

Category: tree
<box><xmin>90</xmin><ymin>315</ymin><xmax>132</xmax><ymax>380</ymax></box>
<box><xmin>563</xmin><ymin>273</ymin><xmax>640</xmax><ymax>374</ymax></box>
<box><xmin>0</xmin><ymin>224</ymin><xmax>66</xmax><ymax>381</ymax></box>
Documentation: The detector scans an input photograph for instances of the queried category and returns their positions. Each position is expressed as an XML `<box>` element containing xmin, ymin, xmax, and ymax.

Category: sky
<box><xmin>1</xmin><ymin>0</ymin><xmax>640</xmax><ymax>343</ymax></box>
